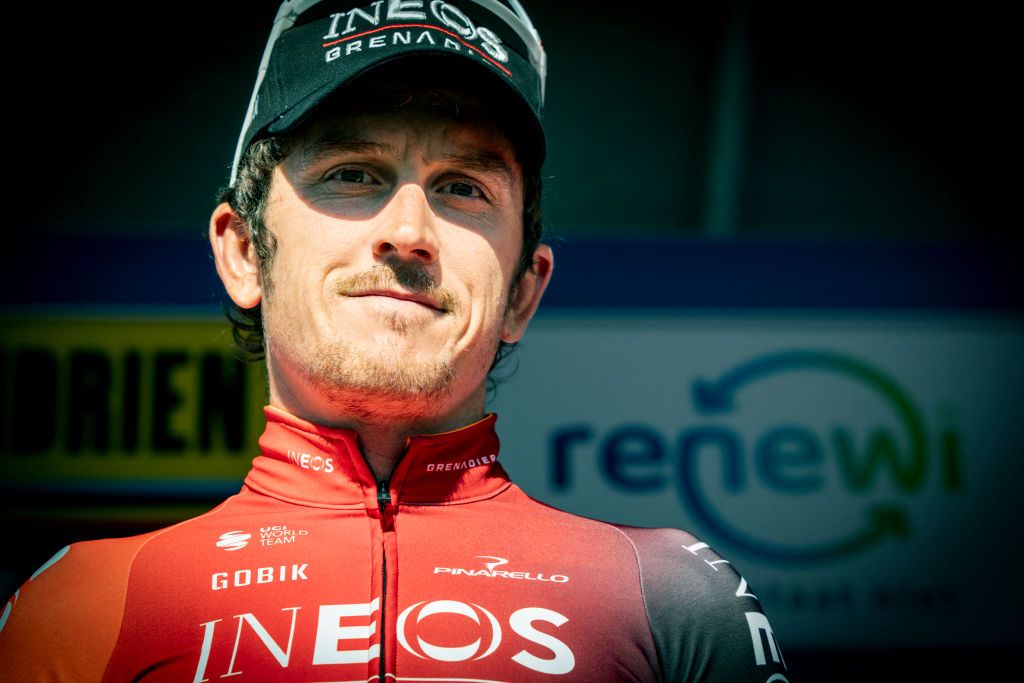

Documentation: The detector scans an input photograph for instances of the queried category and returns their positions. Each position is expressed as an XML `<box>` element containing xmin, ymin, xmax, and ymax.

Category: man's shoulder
<box><xmin>0</xmin><ymin>533</ymin><xmax>155</xmax><ymax>680</ymax></box>
<box><xmin>502</xmin><ymin>490</ymin><xmax>754</xmax><ymax>594</ymax></box>
<box><xmin>504</xmin><ymin>486</ymin><xmax>671</xmax><ymax>550</ymax></box>
<box><xmin>12</xmin><ymin>530</ymin><xmax>163</xmax><ymax>603</ymax></box>
<box><xmin>611</xmin><ymin>525</ymin><xmax>790</xmax><ymax>681</ymax></box>
<box><xmin>2</xmin><ymin>495</ymin><xmax>244</xmax><ymax>625</ymax></box>
<box><xmin>495</xmin><ymin>500</ymin><xmax>792</xmax><ymax>680</ymax></box>
<box><xmin>4</xmin><ymin>513</ymin><xmax>213</xmax><ymax>625</ymax></box>
<box><xmin>0</xmin><ymin>496</ymin><xmax>246</xmax><ymax>678</ymax></box>
<box><xmin>614</xmin><ymin>524</ymin><xmax>745</xmax><ymax>587</ymax></box>
<box><xmin>40</xmin><ymin>495</ymin><xmax>242</xmax><ymax>578</ymax></box>
<box><xmin>507</xmin><ymin>490</ymin><xmax>731</xmax><ymax>570</ymax></box>
<box><xmin>504</xmin><ymin>490</ymin><xmax>742</xmax><ymax>577</ymax></box>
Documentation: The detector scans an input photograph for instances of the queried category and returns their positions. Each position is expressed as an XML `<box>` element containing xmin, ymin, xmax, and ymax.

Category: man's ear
<box><xmin>209</xmin><ymin>202</ymin><xmax>262</xmax><ymax>309</ymax></box>
<box><xmin>501</xmin><ymin>244</ymin><xmax>554</xmax><ymax>344</ymax></box>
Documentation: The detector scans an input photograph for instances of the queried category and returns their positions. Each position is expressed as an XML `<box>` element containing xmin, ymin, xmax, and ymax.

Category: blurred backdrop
<box><xmin>2</xmin><ymin>1</ymin><xmax>1021</xmax><ymax>680</ymax></box>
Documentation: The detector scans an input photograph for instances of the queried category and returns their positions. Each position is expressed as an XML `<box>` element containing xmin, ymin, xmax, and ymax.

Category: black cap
<box><xmin>230</xmin><ymin>0</ymin><xmax>546</xmax><ymax>184</ymax></box>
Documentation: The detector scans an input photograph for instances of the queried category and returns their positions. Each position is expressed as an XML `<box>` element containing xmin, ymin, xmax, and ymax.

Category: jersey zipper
<box><xmin>377</xmin><ymin>479</ymin><xmax>391</xmax><ymax>683</ymax></box>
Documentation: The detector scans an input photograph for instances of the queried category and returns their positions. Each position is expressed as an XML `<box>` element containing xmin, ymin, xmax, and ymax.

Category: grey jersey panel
<box><xmin>617</xmin><ymin>526</ymin><xmax>790</xmax><ymax>682</ymax></box>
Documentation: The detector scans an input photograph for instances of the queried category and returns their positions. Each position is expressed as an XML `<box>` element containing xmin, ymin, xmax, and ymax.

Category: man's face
<box><xmin>256</xmin><ymin>103</ymin><xmax>530</xmax><ymax>420</ymax></box>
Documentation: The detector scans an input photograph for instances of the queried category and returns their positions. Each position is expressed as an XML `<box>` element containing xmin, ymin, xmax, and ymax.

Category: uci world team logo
<box><xmin>550</xmin><ymin>349</ymin><xmax>964</xmax><ymax>565</ymax></box>
<box><xmin>216</xmin><ymin>530</ymin><xmax>251</xmax><ymax>551</ymax></box>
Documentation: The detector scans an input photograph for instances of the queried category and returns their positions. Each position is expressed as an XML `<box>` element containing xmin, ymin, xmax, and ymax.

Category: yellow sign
<box><xmin>1</xmin><ymin>316</ymin><xmax>268</xmax><ymax>487</ymax></box>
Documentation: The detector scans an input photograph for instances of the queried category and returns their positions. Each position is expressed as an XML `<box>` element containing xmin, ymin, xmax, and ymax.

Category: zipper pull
<box><xmin>377</xmin><ymin>480</ymin><xmax>392</xmax><ymax>508</ymax></box>
<box><xmin>376</xmin><ymin>479</ymin><xmax>395</xmax><ymax>531</ymax></box>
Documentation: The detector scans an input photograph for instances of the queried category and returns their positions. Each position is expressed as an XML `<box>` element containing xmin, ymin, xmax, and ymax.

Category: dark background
<box><xmin>3</xmin><ymin>1</ymin><xmax>1019</xmax><ymax>680</ymax></box>
<box><xmin>8</xmin><ymin>1</ymin><xmax>1015</xmax><ymax>241</ymax></box>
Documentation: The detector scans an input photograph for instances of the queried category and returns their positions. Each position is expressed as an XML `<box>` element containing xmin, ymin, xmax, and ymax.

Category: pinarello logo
<box><xmin>216</xmin><ymin>531</ymin><xmax>251</xmax><ymax>552</ymax></box>
<box><xmin>433</xmin><ymin>555</ymin><xmax>569</xmax><ymax>583</ymax></box>
<box><xmin>477</xmin><ymin>556</ymin><xmax>508</xmax><ymax>571</ymax></box>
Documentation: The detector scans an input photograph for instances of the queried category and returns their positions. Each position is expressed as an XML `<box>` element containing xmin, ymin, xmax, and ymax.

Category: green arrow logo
<box><xmin>684</xmin><ymin>350</ymin><xmax>925</xmax><ymax>564</ymax></box>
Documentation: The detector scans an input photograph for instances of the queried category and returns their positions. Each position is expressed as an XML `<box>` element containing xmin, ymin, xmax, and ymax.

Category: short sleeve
<box><xmin>0</xmin><ymin>539</ymin><xmax>140</xmax><ymax>681</ymax></box>
<box><xmin>618</xmin><ymin>526</ymin><xmax>790</xmax><ymax>682</ymax></box>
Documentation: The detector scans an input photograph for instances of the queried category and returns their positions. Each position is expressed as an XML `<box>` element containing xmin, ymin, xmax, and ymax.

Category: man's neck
<box><xmin>267</xmin><ymin>377</ymin><xmax>488</xmax><ymax>482</ymax></box>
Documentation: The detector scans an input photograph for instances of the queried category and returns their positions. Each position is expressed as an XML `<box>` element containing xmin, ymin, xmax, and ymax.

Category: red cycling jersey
<box><xmin>0</xmin><ymin>406</ymin><xmax>789</xmax><ymax>682</ymax></box>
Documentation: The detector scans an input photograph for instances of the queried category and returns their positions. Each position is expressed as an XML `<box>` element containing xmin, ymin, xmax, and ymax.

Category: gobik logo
<box><xmin>551</xmin><ymin>350</ymin><xmax>964</xmax><ymax>564</ymax></box>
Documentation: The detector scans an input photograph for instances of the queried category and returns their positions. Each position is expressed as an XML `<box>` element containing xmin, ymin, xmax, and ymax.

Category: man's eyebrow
<box><xmin>298</xmin><ymin>135</ymin><xmax>398</xmax><ymax>168</ymax></box>
<box><xmin>438</xmin><ymin>150</ymin><xmax>520</xmax><ymax>190</ymax></box>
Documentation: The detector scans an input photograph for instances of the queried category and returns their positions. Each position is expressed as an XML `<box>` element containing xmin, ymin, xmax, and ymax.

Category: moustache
<box><xmin>334</xmin><ymin>261</ymin><xmax>460</xmax><ymax>314</ymax></box>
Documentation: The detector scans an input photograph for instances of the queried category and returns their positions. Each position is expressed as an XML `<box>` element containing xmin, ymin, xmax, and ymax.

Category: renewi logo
<box><xmin>549</xmin><ymin>350</ymin><xmax>963</xmax><ymax>565</ymax></box>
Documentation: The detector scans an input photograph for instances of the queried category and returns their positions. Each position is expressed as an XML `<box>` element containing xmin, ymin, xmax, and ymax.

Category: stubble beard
<box><xmin>263</xmin><ymin>263</ymin><xmax>508</xmax><ymax>424</ymax></box>
<box><xmin>263</xmin><ymin>304</ymin><xmax>468</xmax><ymax>422</ymax></box>
<box><xmin>262</xmin><ymin>258</ymin><xmax>509</xmax><ymax>423</ymax></box>
<box><xmin>302</xmin><ymin>334</ymin><xmax>460</xmax><ymax>421</ymax></box>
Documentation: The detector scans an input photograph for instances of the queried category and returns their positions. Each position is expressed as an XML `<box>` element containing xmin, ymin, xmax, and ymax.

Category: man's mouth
<box><xmin>347</xmin><ymin>289</ymin><xmax>446</xmax><ymax>312</ymax></box>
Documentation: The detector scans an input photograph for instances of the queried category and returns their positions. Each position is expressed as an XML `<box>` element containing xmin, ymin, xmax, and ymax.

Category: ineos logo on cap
<box><xmin>321</xmin><ymin>1</ymin><xmax>511</xmax><ymax>71</ymax></box>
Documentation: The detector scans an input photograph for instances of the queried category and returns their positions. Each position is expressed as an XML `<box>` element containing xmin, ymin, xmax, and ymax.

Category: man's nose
<box><xmin>373</xmin><ymin>183</ymin><xmax>439</xmax><ymax>263</ymax></box>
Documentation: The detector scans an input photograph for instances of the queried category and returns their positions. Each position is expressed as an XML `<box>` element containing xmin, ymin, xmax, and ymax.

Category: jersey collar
<box><xmin>243</xmin><ymin>405</ymin><xmax>510</xmax><ymax>509</ymax></box>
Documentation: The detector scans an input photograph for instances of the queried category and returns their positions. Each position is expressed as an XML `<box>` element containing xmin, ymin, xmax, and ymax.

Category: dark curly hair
<box><xmin>216</xmin><ymin>61</ymin><xmax>544</xmax><ymax>391</ymax></box>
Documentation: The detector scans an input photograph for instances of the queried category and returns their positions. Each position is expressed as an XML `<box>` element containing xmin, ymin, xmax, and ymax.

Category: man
<box><xmin>0</xmin><ymin>1</ymin><xmax>789</xmax><ymax>681</ymax></box>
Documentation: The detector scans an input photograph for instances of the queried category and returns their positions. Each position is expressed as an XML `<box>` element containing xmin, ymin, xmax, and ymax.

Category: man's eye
<box><xmin>440</xmin><ymin>181</ymin><xmax>483</xmax><ymax>198</ymax></box>
<box><xmin>330</xmin><ymin>168</ymin><xmax>376</xmax><ymax>184</ymax></box>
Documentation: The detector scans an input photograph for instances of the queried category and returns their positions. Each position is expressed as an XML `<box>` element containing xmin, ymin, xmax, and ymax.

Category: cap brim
<box><xmin>267</xmin><ymin>50</ymin><xmax>545</xmax><ymax>165</ymax></box>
